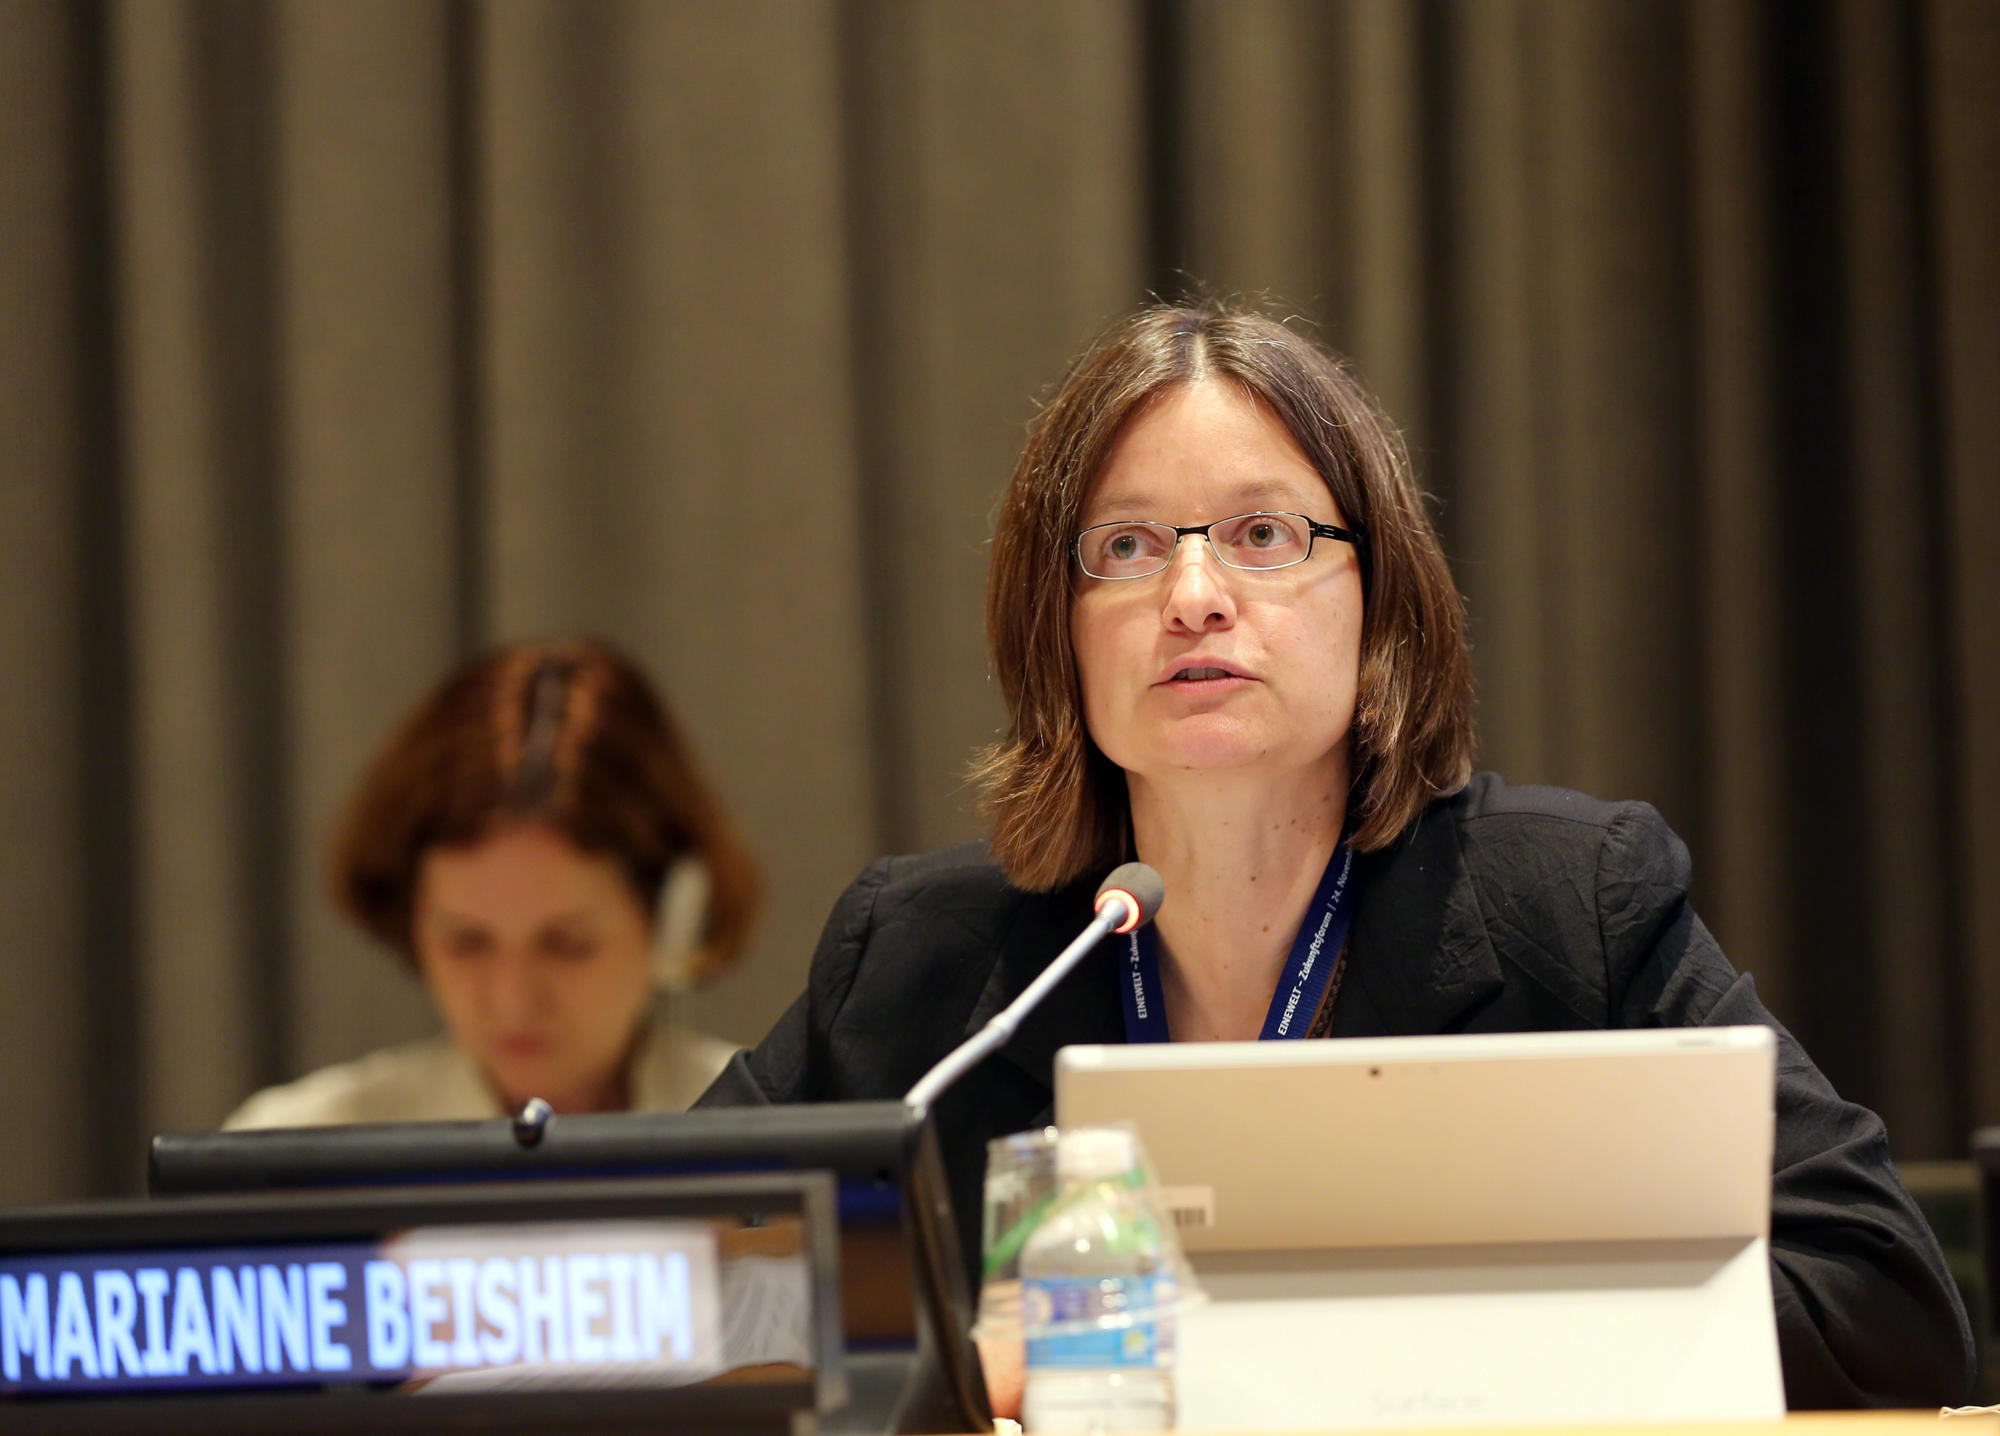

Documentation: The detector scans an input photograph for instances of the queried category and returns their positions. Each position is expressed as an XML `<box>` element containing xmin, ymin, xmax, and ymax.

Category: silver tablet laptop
<box><xmin>1054</xmin><ymin>1026</ymin><xmax>1783</xmax><ymax>1428</ymax></box>
<box><xmin>1056</xmin><ymin>1024</ymin><xmax>1777</xmax><ymax>1253</ymax></box>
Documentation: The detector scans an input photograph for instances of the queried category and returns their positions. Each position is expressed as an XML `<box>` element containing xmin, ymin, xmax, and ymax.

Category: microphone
<box><xmin>1094</xmin><ymin>861</ymin><xmax>1166</xmax><ymax>936</ymax></box>
<box><xmin>904</xmin><ymin>863</ymin><xmax>1165</xmax><ymax>1117</ymax></box>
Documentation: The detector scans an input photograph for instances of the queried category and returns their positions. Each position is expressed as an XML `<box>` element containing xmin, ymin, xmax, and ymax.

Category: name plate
<box><xmin>0</xmin><ymin>1172</ymin><xmax>838</xmax><ymax>1420</ymax></box>
<box><xmin>3</xmin><ymin>1219</ymin><xmax>728</xmax><ymax>1395</ymax></box>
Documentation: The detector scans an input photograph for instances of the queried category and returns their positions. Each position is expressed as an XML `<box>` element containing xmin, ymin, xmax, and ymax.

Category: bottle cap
<box><xmin>1055</xmin><ymin>1126</ymin><xmax>1138</xmax><ymax>1183</ymax></box>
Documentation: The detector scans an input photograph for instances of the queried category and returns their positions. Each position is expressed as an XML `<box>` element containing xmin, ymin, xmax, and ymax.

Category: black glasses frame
<box><xmin>1072</xmin><ymin>511</ymin><xmax>1369</xmax><ymax>580</ymax></box>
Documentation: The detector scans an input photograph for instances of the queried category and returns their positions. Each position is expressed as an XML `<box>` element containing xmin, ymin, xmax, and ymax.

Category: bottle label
<box><xmin>1022</xmin><ymin>1275</ymin><xmax>1174</xmax><ymax>1370</ymax></box>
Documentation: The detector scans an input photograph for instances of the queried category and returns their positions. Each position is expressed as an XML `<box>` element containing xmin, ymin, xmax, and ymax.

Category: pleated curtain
<box><xmin>1</xmin><ymin>0</ymin><xmax>1993</xmax><ymax>1204</ymax></box>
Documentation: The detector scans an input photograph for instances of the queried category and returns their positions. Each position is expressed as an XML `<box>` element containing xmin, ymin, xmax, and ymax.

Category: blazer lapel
<box><xmin>963</xmin><ymin>878</ymin><xmax>1125</xmax><ymax>1105</ymax></box>
<box><xmin>1337</xmin><ymin>796</ymin><xmax>1504</xmax><ymax>1036</ymax></box>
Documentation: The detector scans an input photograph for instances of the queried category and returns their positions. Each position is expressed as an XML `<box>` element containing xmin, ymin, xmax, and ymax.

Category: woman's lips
<box><xmin>1155</xmin><ymin>658</ymin><xmax>1252</xmax><ymax>686</ymax></box>
<box><xmin>494</xmin><ymin>1034</ymin><xmax>549</xmax><ymax>1059</ymax></box>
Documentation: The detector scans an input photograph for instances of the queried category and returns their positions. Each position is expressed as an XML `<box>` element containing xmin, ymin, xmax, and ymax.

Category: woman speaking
<box><xmin>702</xmin><ymin>301</ymin><xmax>1972</xmax><ymax>1405</ymax></box>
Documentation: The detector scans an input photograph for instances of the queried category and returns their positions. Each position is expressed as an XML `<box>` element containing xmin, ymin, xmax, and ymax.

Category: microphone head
<box><xmin>1095</xmin><ymin>862</ymin><xmax>1165</xmax><ymax>934</ymax></box>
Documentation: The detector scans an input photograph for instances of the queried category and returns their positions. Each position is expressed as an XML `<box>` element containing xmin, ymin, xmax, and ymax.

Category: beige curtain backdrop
<box><xmin>1</xmin><ymin>0</ymin><xmax>1994</xmax><ymax>1204</ymax></box>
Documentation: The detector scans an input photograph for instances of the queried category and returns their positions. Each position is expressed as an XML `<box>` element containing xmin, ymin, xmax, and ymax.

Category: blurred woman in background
<box><xmin>228</xmin><ymin>636</ymin><xmax>759</xmax><ymax>1127</ymax></box>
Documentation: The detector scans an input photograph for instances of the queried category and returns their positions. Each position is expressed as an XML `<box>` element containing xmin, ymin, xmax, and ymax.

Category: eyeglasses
<box><xmin>1073</xmin><ymin>511</ymin><xmax>1367</xmax><ymax>580</ymax></box>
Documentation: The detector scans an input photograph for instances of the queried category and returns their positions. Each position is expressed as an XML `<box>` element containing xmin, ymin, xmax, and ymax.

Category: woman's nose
<box><xmin>1160</xmin><ymin>537</ymin><xmax>1237</xmax><ymax>630</ymax></box>
<box><xmin>489</xmin><ymin>952</ymin><xmax>543</xmax><ymax>1024</ymax></box>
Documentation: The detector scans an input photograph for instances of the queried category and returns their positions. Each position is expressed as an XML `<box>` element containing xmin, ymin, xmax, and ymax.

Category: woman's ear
<box><xmin>652</xmin><ymin>854</ymin><xmax>712</xmax><ymax>992</ymax></box>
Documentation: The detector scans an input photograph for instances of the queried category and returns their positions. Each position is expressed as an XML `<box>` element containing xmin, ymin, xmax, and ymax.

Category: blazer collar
<box><xmin>958</xmin><ymin>787</ymin><xmax>1506</xmax><ymax>1099</ymax></box>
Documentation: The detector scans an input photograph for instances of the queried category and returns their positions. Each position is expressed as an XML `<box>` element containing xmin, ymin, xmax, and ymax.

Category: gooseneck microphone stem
<box><xmin>904</xmin><ymin>904</ymin><xmax>1127</xmax><ymax>1119</ymax></box>
<box><xmin>904</xmin><ymin>862</ymin><xmax>1163</xmax><ymax>1121</ymax></box>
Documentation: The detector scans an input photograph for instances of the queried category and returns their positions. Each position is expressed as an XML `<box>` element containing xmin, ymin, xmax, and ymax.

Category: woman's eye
<box><xmin>1220</xmin><ymin>515</ymin><xmax>1305</xmax><ymax>562</ymax></box>
<box><xmin>541</xmin><ymin>932</ymin><xmax>599</xmax><ymax>961</ymax></box>
<box><xmin>441</xmin><ymin>931</ymin><xmax>492</xmax><ymax>959</ymax></box>
<box><xmin>1106</xmin><ymin>527</ymin><xmax>1167</xmax><ymax>559</ymax></box>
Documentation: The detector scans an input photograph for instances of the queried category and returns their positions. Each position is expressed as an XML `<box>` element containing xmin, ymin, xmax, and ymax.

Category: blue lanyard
<box><xmin>1118</xmin><ymin>842</ymin><xmax>1356</xmax><ymax>1043</ymax></box>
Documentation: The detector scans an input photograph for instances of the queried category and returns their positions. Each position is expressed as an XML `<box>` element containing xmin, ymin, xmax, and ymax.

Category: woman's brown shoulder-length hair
<box><xmin>328</xmin><ymin>636</ymin><xmax>759</xmax><ymax>984</ymax></box>
<box><xmin>972</xmin><ymin>300</ymin><xmax>1476</xmax><ymax>891</ymax></box>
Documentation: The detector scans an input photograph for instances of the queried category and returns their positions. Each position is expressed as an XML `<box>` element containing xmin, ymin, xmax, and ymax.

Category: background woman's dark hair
<box><xmin>328</xmin><ymin>637</ymin><xmax>759</xmax><ymax>983</ymax></box>
<box><xmin>973</xmin><ymin>300</ymin><xmax>1476</xmax><ymax>890</ymax></box>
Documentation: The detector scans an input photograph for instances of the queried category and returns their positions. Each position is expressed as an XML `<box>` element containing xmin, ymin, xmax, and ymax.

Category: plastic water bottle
<box><xmin>1018</xmin><ymin>1127</ymin><xmax>1175</xmax><ymax>1433</ymax></box>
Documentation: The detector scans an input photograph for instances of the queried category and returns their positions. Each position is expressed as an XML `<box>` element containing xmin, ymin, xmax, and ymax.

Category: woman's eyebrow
<box><xmin>1226</xmin><ymin>477</ymin><xmax>1320</xmax><ymax>508</ymax></box>
<box><xmin>1081</xmin><ymin>492</ymin><xmax>1155</xmax><ymax>520</ymax></box>
<box><xmin>541</xmin><ymin>913</ymin><xmax>602</xmax><ymax>932</ymax></box>
<box><xmin>1084</xmin><ymin>476</ymin><xmax>1319</xmax><ymax>521</ymax></box>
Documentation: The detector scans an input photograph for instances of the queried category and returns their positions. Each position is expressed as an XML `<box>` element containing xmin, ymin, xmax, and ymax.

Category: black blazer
<box><xmin>700</xmin><ymin>772</ymin><xmax>1974</xmax><ymax>1407</ymax></box>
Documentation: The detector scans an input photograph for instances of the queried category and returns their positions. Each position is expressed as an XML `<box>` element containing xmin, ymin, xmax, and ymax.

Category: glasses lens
<box><xmin>1079</xmin><ymin>522</ymin><xmax>1176</xmax><ymax>578</ymax></box>
<box><xmin>1212</xmin><ymin>513</ymin><xmax>1309</xmax><ymax>568</ymax></box>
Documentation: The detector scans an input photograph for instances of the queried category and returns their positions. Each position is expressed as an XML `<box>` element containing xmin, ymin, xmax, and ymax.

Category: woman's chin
<box><xmin>1148</xmin><ymin>737</ymin><xmax>1301</xmax><ymax>777</ymax></box>
<box><xmin>1119</xmin><ymin>722</ymin><xmax>1349</xmax><ymax>788</ymax></box>
<box><xmin>486</xmin><ymin>1063</ymin><xmax>583</xmax><ymax>1114</ymax></box>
